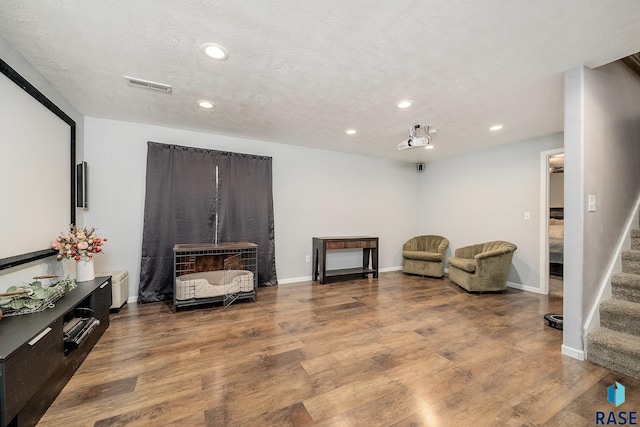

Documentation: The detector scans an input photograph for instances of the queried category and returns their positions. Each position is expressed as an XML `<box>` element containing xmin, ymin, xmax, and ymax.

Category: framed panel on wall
<box><xmin>0</xmin><ymin>58</ymin><xmax>76</xmax><ymax>270</ymax></box>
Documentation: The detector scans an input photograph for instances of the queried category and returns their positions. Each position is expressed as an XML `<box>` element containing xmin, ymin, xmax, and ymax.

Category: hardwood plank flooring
<box><xmin>37</xmin><ymin>271</ymin><xmax>639</xmax><ymax>426</ymax></box>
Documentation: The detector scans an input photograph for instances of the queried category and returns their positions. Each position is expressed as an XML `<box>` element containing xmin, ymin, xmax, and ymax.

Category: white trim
<box><xmin>582</xmin><ymin>193</ymin><xmax>640</xmax><ymax>351</ymax></box>
<box><xmin>278</xmin><ymin>276</ymin><xmax>312</xmax><ymax>284</ymax></box>
<box><xmin>562</xmin><ymin>66</ymin><xmax>586</xmax><ymax>358</ymax></box>
<box><xmin>561</xmin><ymin>344</ymin><xmax>585</xmax><ymax>361</ymax></box>
<box><xmin>507</xmin><ymin>281</ymin><xmax>546</xmax><ymax>294</ymax></box>
<box><xmin>277</xmin><ymin>266</ymin><xmax>403</xmax><ymax>285</ymax></box>
<box><xmin>539</xmin><ymin>148</ymin><xmax>564</xmax><ymax>295</ymax></box>
<box><xmin>125</xmin><ymin>268</ymin><xmax>543</xmax><ymax>301</ymax></box>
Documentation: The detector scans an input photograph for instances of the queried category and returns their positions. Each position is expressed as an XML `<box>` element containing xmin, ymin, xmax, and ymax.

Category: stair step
<box><xmin>588</xmin><ymin>327</ymin><xmax>640</xmax><ymax>379</ymax></box>
<box><xmin>612</xmin><ymin>273</ymin><xmax>640</xmax><ymax>303</ymax></box>
<box><xmin>632</xmin><ymin>229</ymin><xmax>640</xmax><ymax>250</ymax></box>
<box><xmin>622</xmin><ymin>250</ymin><xmax>640</xmax><ymax>275</ymax></box>
<box><xmin>600</xmin><ymin>299</ymin><xmax>640</xmax><ymax>336</ymax></box>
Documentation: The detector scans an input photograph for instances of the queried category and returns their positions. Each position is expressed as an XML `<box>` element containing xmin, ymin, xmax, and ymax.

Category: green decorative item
<box><xmin>0</xmin><ymin>276</ymin><xmax>76</xmax><ymax>317</ymax></box>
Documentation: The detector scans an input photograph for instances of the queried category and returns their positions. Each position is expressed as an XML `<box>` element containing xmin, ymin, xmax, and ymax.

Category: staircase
<box><xmin>587</xmin><ymin>223</ymin><xmax>640</xmax><ymax>379</ymax></box>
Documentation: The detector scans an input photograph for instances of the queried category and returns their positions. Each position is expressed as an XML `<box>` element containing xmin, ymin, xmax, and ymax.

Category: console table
<box><xmin>312</xmin><ymin>236</ymin><xmax>378</xmax><ymax>284</ymax></box>
<box><xmin>0</xmin><ymin>277</ymin><xmax>111</xmax><ymax>426</ymax></box>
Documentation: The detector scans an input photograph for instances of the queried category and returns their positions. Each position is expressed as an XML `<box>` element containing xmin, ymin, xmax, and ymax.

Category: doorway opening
<box><xmin>540</xmin><ymin>148</ymin><xmax>564</xmax><ymax>296</ymax></box>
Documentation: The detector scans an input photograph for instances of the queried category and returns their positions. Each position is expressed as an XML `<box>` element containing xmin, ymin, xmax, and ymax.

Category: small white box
<box><xmin>97</xmin><ymin>270</ymin><xmax>128</xmax><ymax>310</ymax></box>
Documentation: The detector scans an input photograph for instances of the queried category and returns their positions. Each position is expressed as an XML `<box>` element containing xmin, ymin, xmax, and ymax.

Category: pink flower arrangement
<box><xmin>52</xmin><ymin>225</ymin><xmax>107</xmax><ymax>261</ymax></box>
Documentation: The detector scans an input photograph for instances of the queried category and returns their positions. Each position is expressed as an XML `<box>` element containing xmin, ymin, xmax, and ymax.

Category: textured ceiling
<box><xmin>1</xmin><ymin>0</ymin><xmax>640</xmax><ymax>162</ymax></box>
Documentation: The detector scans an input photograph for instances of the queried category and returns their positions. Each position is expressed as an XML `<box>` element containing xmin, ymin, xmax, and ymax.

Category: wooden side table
<box><xmin>312</xmin><ymin>236</ymin><xmax>379</xmax><ymax>284</ymax></box>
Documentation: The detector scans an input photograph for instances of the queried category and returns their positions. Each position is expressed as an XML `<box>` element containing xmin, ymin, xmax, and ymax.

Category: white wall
<box><xmin>563</xmin><ymin>62</ymin><xmax>640</xmax><ymax>357</ymax></box>
<box><xmin>582</xmin><ymin>61</ymin><xmax>640</xmax><ymax>314</ymax></box>
<box><xmin>83</xmin><ymin>117</ymin><xmax>422</xmax><ymax>299</ymax></box>
<box><xmin>0</xmin><ymin>37</ymin><xmax>84</xmax><ymax>291</ymax></box>
<box><xmin>549</xmin><ymin>172</ymin><xmax>564</xmax><ymax>208</ymax></box>
<box><xmin>417</xmin><ymin>133</ymin><xmax>564</xmax><ymax>292</ymax></box>
<box><xmin>562</xmin><ymin>66</ymin><xmax>585</xmax><ymax>357</ymax></box>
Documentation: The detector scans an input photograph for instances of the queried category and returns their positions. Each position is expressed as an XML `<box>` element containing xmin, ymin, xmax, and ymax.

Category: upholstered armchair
<box><xmin>402</xmin><ymin>235</ymin><xmax>449</xmax><ymax>278</ymax></box>
<box><xmin>447</xmin><ymin>241</ymin><xmax>517</xmax><ymax>292</ymax></box>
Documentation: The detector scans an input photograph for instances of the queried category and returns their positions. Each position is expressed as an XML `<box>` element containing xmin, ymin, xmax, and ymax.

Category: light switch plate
<box><xmin>588</xmin><ymin>195</ymin><xmax>596</xmax><ymax>212</ymax></box>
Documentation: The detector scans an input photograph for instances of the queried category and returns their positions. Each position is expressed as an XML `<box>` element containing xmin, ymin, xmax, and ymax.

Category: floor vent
<box><xmin>125</xmin><ymin>76</ymin><xmax>172</xmax><ymax>93</ymax></box>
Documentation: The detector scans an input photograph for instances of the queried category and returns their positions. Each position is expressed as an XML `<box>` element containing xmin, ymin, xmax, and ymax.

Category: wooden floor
<box><xmin>38</xmin><ymin>271</ymin><xmax>639</xmax><ymax>426</ymax></box>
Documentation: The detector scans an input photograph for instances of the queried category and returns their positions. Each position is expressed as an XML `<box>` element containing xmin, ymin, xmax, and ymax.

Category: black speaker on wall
<box><xmin>76</xmin><ymin>161</ymin><xmax>87</xmax><ymax>208</ymax></box>
<box><xmin>417</xmin><ymin>162</ymin><xmax>425</xmax><ymax>173</ymax></box>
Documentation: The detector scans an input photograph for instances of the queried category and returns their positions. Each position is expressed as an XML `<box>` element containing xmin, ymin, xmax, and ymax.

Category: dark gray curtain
<box><xmin>217</xmin><ymin>151</ymin><xmax>277</xmax><ymax>286</ymax></box>
<box><xmin>138</xmin><ymin>142</ymin><xmax>277</xmax><ymax>303</ymax></box>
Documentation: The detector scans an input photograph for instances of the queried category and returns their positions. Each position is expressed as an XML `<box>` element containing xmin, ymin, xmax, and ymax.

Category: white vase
<box><xmin>76</xmin><ymin>257</ymin><xmax>95</xmax><ymax>282</ymax></box>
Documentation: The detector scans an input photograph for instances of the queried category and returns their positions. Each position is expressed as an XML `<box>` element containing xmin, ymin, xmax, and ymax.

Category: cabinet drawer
<box><xmin>326</xmin><ymin>240</ymin><xmax>377</xmax><ymax>250</ymax></box>
<box><xmin>92</xmin><ymin>279</ymin><xmax>112</xmax><ymax>325</ymax></box>
<box><xmin>348</xmin><ymin>240</ymin><xmax>376</xmax><ymax>248</ymax></box>
<box><xmin>325</xmin><ymin>241</ymin><xmax>347</xmax><ymax>250</ymax></box>
<box><xmin>3</xmin><ymin>318</ymin><xmax>64</xmax><ymax>423</ymax></box>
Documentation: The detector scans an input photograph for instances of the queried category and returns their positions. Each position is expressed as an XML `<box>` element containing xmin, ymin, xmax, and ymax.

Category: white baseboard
<box><xmin>561</xmin><ymin>344</ymin><xmax>585</xmax><ymax>361</ymax></box>
<box><xmin>278</xmin><ymin>276</ymin><xmax>312</xmax><ymax>284</ymax></box>
<box><xmin>252</xmin><ymin>271</ymin><xmax>534</xmax><ymax>291</ymax></box>
<box><xmin>507</xmin><ymin>281</ymin><xmax>545</xmax><ymax>294</ymax></box>
<box><xmin>125</xmin><ymin>270</ymin><xmax>536</xmax><ymax>301</ymax></box>
<box><xmin>277</xmin><ymin>267</ymin><xmax>403</xmax><ymax>285</ymax></box>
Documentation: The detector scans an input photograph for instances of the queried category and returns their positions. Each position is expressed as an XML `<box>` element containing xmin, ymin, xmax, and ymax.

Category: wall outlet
<box><xmin>305</xmin><ymin>255</ymin><xmax>310</xmax><ymax>263</ymax></box>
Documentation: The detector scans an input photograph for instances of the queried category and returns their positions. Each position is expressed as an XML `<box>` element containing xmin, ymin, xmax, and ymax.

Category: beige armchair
<box><xmin>447</xmin><ymin>241</ymin><xmax>517</xmax><ymax>292</ymax></box>
<box><xmin>402</xmin><ymin>235</ymin><xmax>449</xmax><ymax>278</ymax></box>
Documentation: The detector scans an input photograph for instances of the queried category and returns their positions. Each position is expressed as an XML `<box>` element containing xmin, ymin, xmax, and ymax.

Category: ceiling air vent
<box><xmin>124</xmin><ymin>76</ymin><xmax>172</xmax><ymax>93</ymax></box>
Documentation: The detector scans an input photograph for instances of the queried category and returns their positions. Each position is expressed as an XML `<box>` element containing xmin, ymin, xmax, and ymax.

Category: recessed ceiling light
<box><xmin>425</xmin><ymin>145</ymin><xmax>434</xmax><ymax>150</ymax></box>
<box><xmin>490</xmin><ymin>124</ymin><xmax>503</xmax><ymax>131</ymax></box>
<box><xmin>202</xmin><ymin>43</ymin><xmax>229</xmax><ymax>60</ymax></box>
<box><xmin>198</xmin><ymin>100</ymin><xmax>215</xmax><ymax>109</ymax></box>
<box><xmin>397</xmin><ymin>100</ymin><xmax>412</xmax><ymax>109</ymax></box>
<box><xmin>346</xmin><ymin>129</ymin><xmax>357</xmax><ymax>135</ymax></box>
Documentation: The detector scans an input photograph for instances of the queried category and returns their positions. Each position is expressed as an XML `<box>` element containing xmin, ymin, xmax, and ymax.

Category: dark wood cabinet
<box><xmin>0</xmin><ymin>277</ymin><xmax>111</xmax><ymax>427</ymax></box>
<box><xmin>312</xmin><ymin>236</ymin><xmax>379</xmax><ymax>284</ymax></box>
<box><xmin>92</xmin><ymin>279</ymin><xmax>112</xmax><ymax>326</ymax></box>
<box><xmin>2</xmin><ymin>318</ymin><xmax>63</xmax><ymax>426</ymax></box>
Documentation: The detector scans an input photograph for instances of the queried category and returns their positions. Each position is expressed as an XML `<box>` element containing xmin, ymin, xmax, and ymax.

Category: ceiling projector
<box><xmin>398</xmin><ymin>136</ymin><xmax>430</xmax><ymax>151</ymax></box>
<box><xmin>398</xmin><ymin>123</ymin><xmax>436</xmax><ymax>151</ymax></box>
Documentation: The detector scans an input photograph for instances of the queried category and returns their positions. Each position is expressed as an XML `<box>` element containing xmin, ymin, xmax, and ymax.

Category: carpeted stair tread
<box><xmin>587</xmin><ymin>216</ymin><xmax>640</xmax><ymax>380</ymax></box>
<box><xmin>588</xmin><ymin>327</ymin><xmax>640</xmax><ymax>379</ymax></box>
<box><xmin>632</xmin><ymin>229</ymin><xmax>640</xmax><ymax>250</ymax></box>
<box><xmin>622</xmin><ymin>249</ymin><xmax>640</xmax><ymax>258</ymax></box>
<box><xmin>599</xmin><ymin>299</ymin><xmax>640</xmax><ymax>336</ymax></box>
<box><xmin>622</xmin><ymin>249</ymin><xmax>640</xmax><ymax>259</ymax></box>
<box><xmin>622</xmin><ymin>250</ymin><xmax>640</xmax><ymax>275</ymax></box>
<box><xmin>612</xmin><ymin>272</ymin><xmax>640</xmax><ymax>303</ymax></box>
